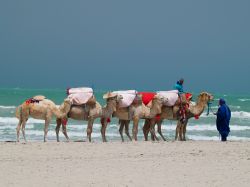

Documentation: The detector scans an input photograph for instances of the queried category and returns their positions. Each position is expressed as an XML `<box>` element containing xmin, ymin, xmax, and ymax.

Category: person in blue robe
<box><xmin>216</xmin><ymin>98</ymin><xmax>231</xmax><ymax>141</ymax></box>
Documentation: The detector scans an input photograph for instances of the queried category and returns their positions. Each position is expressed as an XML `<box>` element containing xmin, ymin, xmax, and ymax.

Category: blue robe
<box><xmin>216</xmin><ymin>102</ymin><xmax>231</xmax><ymax>137</ymax></box>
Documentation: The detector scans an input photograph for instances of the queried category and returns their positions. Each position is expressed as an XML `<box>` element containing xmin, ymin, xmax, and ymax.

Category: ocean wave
<box><xmin>0</xmin><ymin>124</ymin><xmax>34</xmax><ymax>130</ymax></box>
<box><xmin>231</xmin><ymin>111</ymin><xmax>250</xmax><ymax>119</ymax></box>
<box><xmin>210</xmin><ymin>105</ymin><xmax>240</xmax><ymax>110</ymax></box>
<box><xmin>0</xmin><ymin>117</ymin><xmax>44</xmax><ymax>124</ymax></box>
<box><xmin>188</xmin><ymin>135</ymin><xmax>250</xmax><ymax>141</ymax></box>
<box><xmin>1</xmin><ymin>130</ymin><xmax>122</xmax><ymax>138</ymax></box>
<box><xmin>238</xmin><ymin>98</ymin><xmax>250</xmax><ymax>102</ymax></box>
<box><xmin>161</xmin><ymin>124</ymin><xmax>250</xmax><ymax>131</ymax></box>
<box><xmin>229</xmin><ymin>105</ymin><xmax>241</xmax><ymax>109</ymax></box>
<box><xmin>199</xmin><ymin>111</ymin><xmax>250</xmax><ymax>119</ymax></box>
<box><xmin>0</xmin><ymin>106</ymin><xmax>16</xmax><ymax>109</ymax></box>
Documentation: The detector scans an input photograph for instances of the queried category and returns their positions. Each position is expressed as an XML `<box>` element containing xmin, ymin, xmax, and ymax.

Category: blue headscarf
<box><xmin>219</xmin><ymin>98</ymin><xmax>226</xmax><ymax>105</ymax></box>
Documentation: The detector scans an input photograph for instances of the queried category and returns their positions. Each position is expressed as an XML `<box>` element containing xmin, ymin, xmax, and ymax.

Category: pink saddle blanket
<box><xmin>67</xmin><ymin>87</ymin><xmax>93</xmax><ymax>105</ymax></box>
<box><xmin>113</xmin><ymin>90</ymin><xmax>137</xmax><ymax>108</ymax></box>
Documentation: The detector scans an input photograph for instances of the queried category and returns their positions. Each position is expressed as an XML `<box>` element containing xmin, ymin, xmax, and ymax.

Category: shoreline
<box><xmin>1</xmin><ymin>141</ymin><xmax>250</xmax><ymax>187</ymax></box>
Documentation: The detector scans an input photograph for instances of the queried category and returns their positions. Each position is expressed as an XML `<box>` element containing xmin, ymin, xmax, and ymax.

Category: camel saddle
<box><xmin>67</xmin><ymin>87</ymin><xmax>93</xmax><ymax>95</ymax></box>
<box><xmin>25</xmin><ymin>95</ymin><xmax>46</xmax><ymax>104</ymax></box>
<box><xmin>157</xmin><ymin>90</ymin><xmax>192</xmax><ymax>107</ymax></box>
<box><xmin>67</xmin><ymin>87</ymin><xmax>95</xmax><ymax>105</ymax></box>
<box><xmin>138</xmin><ymin>92</ymin><xmax>156</xmax><ymax>106</ymax></box>
<box><xmin>113</xmin><ymin>90</ymin><xmax>137</xmax><ymax>108</ymax></box>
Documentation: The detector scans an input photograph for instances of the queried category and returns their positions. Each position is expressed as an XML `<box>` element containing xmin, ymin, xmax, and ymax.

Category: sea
<box><xmin>0</xmin><ymin>88</ymin><xmax>250</xmax><ymax>142</ymax></box>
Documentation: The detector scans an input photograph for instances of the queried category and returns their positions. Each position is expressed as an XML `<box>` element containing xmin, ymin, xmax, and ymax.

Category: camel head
<box><xmin>103</xmin><ymin>92</ymin><xmax>122</xmax><ymax>112</ymax></box>
<box><xmin>151</xmin><ymin>94</ymin><xmax>168</xmax><ymax>114</ymax></box>
<box><xmin>197</xmin><ymin>92</ymin><xmax>214</xmax><ymax>104</ymax></box>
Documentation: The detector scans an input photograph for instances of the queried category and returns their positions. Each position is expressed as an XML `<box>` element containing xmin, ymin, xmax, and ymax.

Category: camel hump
<box><xmin>33</xmin><ymin>95</ymin><xmax>46</xmax><ymax>101</ymax></box>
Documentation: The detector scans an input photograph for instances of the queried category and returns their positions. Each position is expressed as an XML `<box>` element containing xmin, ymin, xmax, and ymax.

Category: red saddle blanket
<box><xmin>138</xmin><ymin>92</ymin><xmax>156</xmax><ymax>105</ymax></box>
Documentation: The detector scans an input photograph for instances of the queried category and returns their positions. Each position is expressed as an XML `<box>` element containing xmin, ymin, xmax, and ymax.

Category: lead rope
<box><xmin>206</xmin><ymin>101</ymin><xmax>214</xmax><ymax>116</ymax></box>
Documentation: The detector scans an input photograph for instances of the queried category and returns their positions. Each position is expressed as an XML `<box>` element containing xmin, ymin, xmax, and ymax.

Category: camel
<box><xmin>143</xmin><ymin>92</ymin><xmax>214</xmax><ymax>141</ymax></box>
<box><xmin>15</xmin><ymin>95</ymin><xmax>71</xmax><ymax>142</ymax></box>
<box><xmin>55</xmin><ymin>92</ymin><xmax>122</xmax><ymax>142</ymax></box>
<box><xmin>101</xmin><ymin>92</ymin><xmax>167</xmax><ymax>141</ymax></box>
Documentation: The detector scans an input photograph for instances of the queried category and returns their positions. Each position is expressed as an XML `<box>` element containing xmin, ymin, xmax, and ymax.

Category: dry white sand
<box><xmin>0</xmin><ymin>141</ymin><xmax>250</xmax><ymax>187</ymax></box>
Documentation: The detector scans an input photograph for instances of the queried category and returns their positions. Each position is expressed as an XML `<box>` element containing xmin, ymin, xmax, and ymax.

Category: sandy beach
<box><xmin>0</xmin><ymin>141</ymin><xmax>250</xmax><ymax>187</ymax></box>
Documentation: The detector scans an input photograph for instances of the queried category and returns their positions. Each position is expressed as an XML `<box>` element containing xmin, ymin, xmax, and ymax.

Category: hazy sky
<box><xmin>0</xmin><ymin>0</ymin><xmax>249</xmax><ymax>93</ymax></box>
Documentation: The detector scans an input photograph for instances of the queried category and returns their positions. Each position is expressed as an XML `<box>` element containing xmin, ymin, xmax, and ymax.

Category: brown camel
<box><xmin>15</xmin><ymin>95</ymin><xmax>71</xmax><ymax>142</ymax></box>
<box><xmin>102</xmin><ymin>93</ymin><xmax>167</xmax><ymax>141</ymax></box>
<box><xmin>143</xmin><ymin>92</ymin><xmax>213</xmax><ymax>141</ymax></box>
<box><xmin>55</xmin><ymin>92</ymin><xmax>122</xmax><ymax>142</ymax></box>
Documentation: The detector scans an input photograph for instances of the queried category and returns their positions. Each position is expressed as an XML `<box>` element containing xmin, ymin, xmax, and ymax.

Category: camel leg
<box><xmin>143</xmin><ymin>119</ymin><xmax>151</xmax><ymax>141</ymax></box>
<box><xmin>124</xmin><ymin>120</ymin><xmax>132</xmax><ymax>141</ymax></box>
<box><xmin>55</xmin><ymin>118</ymin><xmax>61</xmax><ymax>142</ymax></box>
<box><xmin>178</xmin><ymin>120</ymin><xmax>184</xmax><ymax>141</ymax></box>
<box><xmin>132</xmin><ymin>117</ymin><xmax>140</xmax><ymax>141</ymax></box>
<box><xmin>179</xmin><ymin>120</ymin><xmax>187</xmax><ymax>141</ymax></box>
<box><xmin>175</xmin><ymin>121</ymin><xmax>181</xmax><ymax>141</ymax></box>
<box><xmin>151</xmin><ymin>129</ymin><xmax>155</xmax><ymax>141</ymax></box>
<box><xmin>119</xmin><ymin>120</ymin><xmax>125</xmax><ymax>142</ymax></box>
<box><xmin>59</xmin><ymin>118</ymin><xmax>70</xmax><ymax>142</ymax></box>
<box><xmin>100</xmin><ymin>118</ymin><xmax>109</xmax><ymax>142</ymax></box>
<box><xmin>182</xmin><ymin>121</ymin><xmax>188</xmax><ymax>141</ymax></box>
<box><xmin>100</xmin><ymin>118</ymin><xmax>105</xmax><ymax>141</ymax></box>
<box><xmin>16</xmin><ymin>119</ymin><xmax>22</xmax><ymax>142</ymax></box>
<box><xmin>21</xmin><ymin>120</ymin><xmax>27</xmax><ymax>142</ymax></box>
<box><xmin>44</xmin><ymin>118</ymin><xmax>51</xmax><ymax>142</ymax></box>
<box><xmin>62</xmin><ymin>124</ymin><xmax>70</xmax><ymax>142</ymax></box>
<box><xmin>157</xmin><ymin>120</ymin><xmax>166</xmax><ymax>141</ymax></box>
<box><xmin>179</xmin><ymin>124</ymin><xmax>183</xmax><ymax>141</ymax></box>
<box><xmin>149</xmin><ymin>119</ymin><xmax>159</xmax><ymax>141</ymax></box>
<box><xmin>87</xmin><ymin>118</ymin><xmax>94</xmax><ymax>142</ymax></box>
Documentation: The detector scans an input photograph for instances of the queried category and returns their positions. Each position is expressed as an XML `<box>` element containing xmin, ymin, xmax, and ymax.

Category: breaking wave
<box><xmin>0</xmin><ymin>105</ymin><xmax>16</xmax><ymax>109</ymax></box>
<box><xmin>238</xmin><ymin>99</ymin><xmax>250</xmax><ymax>102</ymax></box>
<box><xmin>188</xmin><ymin>135</ymin><xmax>250</xmax><ymax>141</ymax></box>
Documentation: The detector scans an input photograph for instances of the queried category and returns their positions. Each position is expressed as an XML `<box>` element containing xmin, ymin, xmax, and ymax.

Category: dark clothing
<box><xmin>221</xmin><ymin>135</ymin><xmax>227</xmax><ymax>141</ymax></box>
<box><xmin>216</xmin><ymin>99</ymin><xmax>231</xmax><ymax>140</ymax></box>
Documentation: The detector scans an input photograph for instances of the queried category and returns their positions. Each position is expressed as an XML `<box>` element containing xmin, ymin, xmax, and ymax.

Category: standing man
<box><xmin>215</xmin><ymin>98</ymin><xmax>231</xmax><ymax>141</ymax></box>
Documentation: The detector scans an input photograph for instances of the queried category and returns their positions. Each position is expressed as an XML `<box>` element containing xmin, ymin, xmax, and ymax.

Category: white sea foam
<box><xmin>161</xmin><ymin>124</ymin><xmax>250</xmax><ymax>131</ymax></box>
<box><xmin>0</xmin><ymin>105</ymin><xmax>16</xmax><ymax>109</ymax></box>
<box><xmin>0</xmin><ymin>117</ymin><xmax>44</xmax><ymax>124</ymax></box>
<box><xmin>231</xmin><ymin>111</ymin><xmax>250</xmax><ymax>119</ymax></box>
<box><xmin>0</xmin><ymin>124</ymin><xmax>35</xmax><ymax>130</ymax></box>
<box><xmin>188</xmin><ymin>135</ymin><xmax>250</xmax><ymax>141</ymax></box>
<box><xmin>238</xmin><ymin>98</ymin><xmax>250</xmax><ymax>102</ymax></box>
<box><xmin>6</xmin><ymin>130</ymin><xmax>121</xmax><ymax>138</ymax></box>
<box><xmin>229</xmin><ymin>105</ymin><xmax>241</xmax><ymax>109</ymax></box>
<box><xmin>199</xmin><ymin>111</ymin><xmax>250</xmax><ymax>119</ymax></box>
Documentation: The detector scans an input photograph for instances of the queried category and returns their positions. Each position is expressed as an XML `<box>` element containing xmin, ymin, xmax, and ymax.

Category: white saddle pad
<box><xmin>67</xmin><ymin>87</ymin><xmax>93</xmax><ymax>105</ymax></box>
<box><xmin>157</xmin><ymin>90</ymin><xmax>179</xmax><ymax>106</ymax></box>
<box><xmin>67</xmin><ymin>87</ymin><xmax>93</xmax><ymax>95</ymax></box>
<box><xmin>113</xmin><ymin>90</ymin><xmax>137</xmax><ymax>108</ymax></box>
